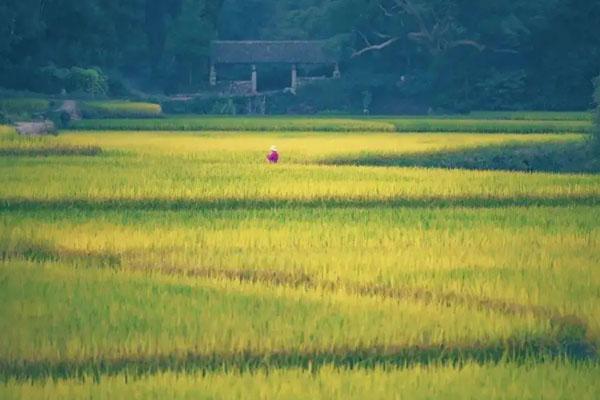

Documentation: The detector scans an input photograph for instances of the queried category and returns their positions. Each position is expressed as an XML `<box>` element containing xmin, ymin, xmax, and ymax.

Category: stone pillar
<box><xmin>251</xmin><ymin>64</ymin><xmax>258</xmax><ymax>94</ymax></box>
<box><xmin>291</xmin><ymin>64</ymin><xmax>298</xmax><ymax>94</ymax></box>
<box><xmin>333</xmin><ymin>63</ymin><xmax>341</xmax><ymax>79</ymax></box>
<box><xmin>209</xmin><ymin>65</ymin><xmax>217</xmax><ymax>86</ymax></box>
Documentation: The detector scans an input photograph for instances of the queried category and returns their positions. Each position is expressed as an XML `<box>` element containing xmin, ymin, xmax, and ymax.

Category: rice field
<box><xmin>68</xmin><ymin>114</ymin><xmax>593</xmax><ymax>133</ymax></box>
<box><xmin>0</xmin><ymin>114</ymin><xmax>598</xmax><ymax>398</ymax></box>
<box><xmin>80</xmin><ymin>101</ymin><xmax>163</xmax><ymax>119</ymax></box>
<box><xmin>468</xmin><ymin>111</ymin><xmax>593</xmax><ymax>121</ymax></box>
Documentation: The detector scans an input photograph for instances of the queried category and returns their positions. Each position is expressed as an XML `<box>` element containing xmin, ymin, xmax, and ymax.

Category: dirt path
<box><xmin>15</xmin><ymin>121</ymin><xmax>56</xmax><ymax>136</ymax></box>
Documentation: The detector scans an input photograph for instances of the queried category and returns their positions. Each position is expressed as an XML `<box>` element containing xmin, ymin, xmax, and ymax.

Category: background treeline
<box><xmin>0</xmin><ymin>0</ymin><xmax>223</xmax><ymax>96</ymax></box>
<box><xmin>594</xmin><ymin>77</ymin><xmax>600</xmax><ymax>149</ymax></box>
<box><xmin>1</xmin><ymin>0</ymin><xmax>599</xmax><ymax>113</ymax></box>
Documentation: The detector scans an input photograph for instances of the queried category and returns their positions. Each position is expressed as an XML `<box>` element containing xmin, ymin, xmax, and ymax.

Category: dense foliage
<box><xmin>0</xmin><ymin>0</ymin><xmax>599</xmax><ymax>111</ymax></box>
<box><xmin>594</xmin><ymin>75</ymin><xmax>600</xmax><ymax>151</ymax></box>
<box><xmin>0</xmin><ymin>0</ymin><xmax>223</xmax><ymax>95</ymax></box>
<box><xmin>218</xmin><ymin>0</ymin><xmax>600</xmax><ymax>112</ymax></box>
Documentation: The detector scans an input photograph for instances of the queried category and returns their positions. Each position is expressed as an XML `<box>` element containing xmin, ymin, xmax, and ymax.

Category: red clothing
<box><xmin>267</xmin><ymin>151</ymin><xmax>279</xmax><ymax>163</ymax></box>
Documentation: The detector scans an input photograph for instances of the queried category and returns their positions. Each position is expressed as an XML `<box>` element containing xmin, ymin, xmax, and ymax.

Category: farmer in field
<box><xmin>267</xmin><ymin>145</ymin><xmax>279</xmax><ymax>164</ymax></box>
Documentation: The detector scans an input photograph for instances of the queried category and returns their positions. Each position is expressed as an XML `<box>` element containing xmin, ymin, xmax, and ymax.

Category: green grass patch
<box><xmin>0</xmin><ymin>98</ymin><xmax>50</xmax><ymax>115</ymax></box>
<box><xmin>468</xmin><ymin>111</ymin><xmax>593</xmax><ymax>121</ymax></box>
<box><xmin>385</xmin><ymin>118</ymin><xmax>591</xmax><ymax>133</ymax></box>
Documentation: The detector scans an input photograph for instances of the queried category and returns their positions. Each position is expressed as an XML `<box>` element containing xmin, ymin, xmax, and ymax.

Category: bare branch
<box><xmin>378</xmin><ymin>3</ymin><xmax>395</xmax><ymax>17</ymax></box>
<box><xmin>356</xmin><ymin>30</ymin><xmax>372</xmax><ymax>46</ymax></box>
<box><xmin>448</xmin><ymin>39</ymin><xmax>486</xmax><ymax>52</ymax></box>
<box><xmin>352</xmin><ymin>37</ymin><xmax>400</xmax><ymax>58</ymax></box>
<box><xmin>407</xmin><ymin>31</ymin><xmax>429</xmax><ymax>42</ymax></box>
<box><xmin>396</xmin><ymin>0</ymin><xmax>432</xmax><ymax>42</ymax></box>
<box><xmin>492</xmin><ymin>48</ymin><xmax>519</xmax><ymax>54</ymax></box>
<box><xmin>374</xmin><ymin>31</ymin><xmax>392</xmax><ymax>39</ymax></box>
<box><xmin>369</xmin><ymin>0</ymin><xmax>488</xmax><ymax>57</ymax></box>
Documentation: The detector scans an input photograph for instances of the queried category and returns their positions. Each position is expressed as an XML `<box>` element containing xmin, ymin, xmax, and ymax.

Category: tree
<box><xmin>0</xmin><ymin>0</ymin><xmax>597</xmax><ymax>107</ymax></box>
<box><xmin>218</xmin><ymin>0</ymin><xmax>272</xmax><ymax>40</ymax></box>
<box><xmin>145</xmin><ymin>0</ymin><xmax>183</xmax><ymax>74</ymax></box>
<box><xmin>166</xmin><ymin>0</ymin><xmax>223</xmax><ymax>89</ymax></box>
<box><xmin>347</xmin><ymin>0</ymin><xmax>484</xmax><ymax>58</ymax></box>
<box><xmin>525</xmin><ymin>0</ymin><xmax>600</xmax><ymax>109</ymax></box>
<box><xmin>593</xmin><ymin>75</ymin><xmax>600</xmax><ymax>153</ymax></box>
<box><xmin>0</xmin><ymin>0</ymin><xmax>47</xmax><ymax>64</ymax></box>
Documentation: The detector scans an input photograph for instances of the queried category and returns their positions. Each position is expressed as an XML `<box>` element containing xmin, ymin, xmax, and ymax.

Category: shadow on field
<box><xmin>0</xmin><ymin>240</ymin><xmax>581</xmax><ymax>324</ymax></box>
<box><xmin>1</xmin><ymin>195</ymin><xmax>599</xmax><ymax>212</ymax></box>
<box><xmin>144</xmin><ymin>266</ymin><xmax>595</xmax><ymax>358</ymax></box>
<box><xmin>1</xmin><ymin>334</ymin><xmax>595</xmax><ymax>381</ymax></box>
<box><xmin>143</xmin><ymin>265</ymin><xmax>560</xmax><ymax>320</ymax></box>
<box><xmin>0</xmin><ymin>145</ymin><xmax>102</xmax><ymax>157</ymax></box>
<box><xmin>1</xmin><ymin>243</ymin><xmax>597</xmax><ymax>380</ymax></box>
<box><xmin>322</xmin><ymin>142</ymin><xmax>600</xmax><ymax>174</ymax></box>
<box><xmin>0</xmin><ymin>235</ymin><xmax>120</xmax><ymax>268</ymax></box>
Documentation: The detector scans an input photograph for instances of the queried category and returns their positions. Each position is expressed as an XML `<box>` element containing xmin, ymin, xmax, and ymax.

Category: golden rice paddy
<box><xmin>0</xmin><ymin>117</ymin><xmax>598</xmax><ymax>398</ymax></box>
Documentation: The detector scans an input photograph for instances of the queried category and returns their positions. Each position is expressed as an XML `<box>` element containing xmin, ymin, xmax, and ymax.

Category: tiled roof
<box><xmin>211</xmin><ymin>41</ymin><xmax>338</xmax><ymax>64</ymax></box>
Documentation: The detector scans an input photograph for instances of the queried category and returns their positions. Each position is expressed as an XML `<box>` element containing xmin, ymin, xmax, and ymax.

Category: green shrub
<box><xmin>162</xmin><ymin>96</ymin><xmax>251</xmax><ymax>115</ymax></box>
<box><xmin>0</xmin><ymin>66</ymin><xmax>62</xmax><ymax>94</ymax></box>
<box><xmin>270</xmin><ymin>80</ymin><xmax>358</xmax><ymax>114</ymax></box>
<box><xmin>66</xmin><ymin>67</ymin><xmax>109</xmax><ymax>97</ymax></box>
<box><xmin>35</xmin><ymin>66</ymin><xmax>70</xmax><ymax>94</ymax></box>
<box><xmin>161</xmin><ymin>80</ymin><xmax>360</xmax><ymax>116</ymax></box>
<box><xmin>107</xmin><ymin>75</ymin><xmax>132</xmax><ymax>98</ymax></box>
<box><xmin>470</xmin><ymin>70</ymin><xmax>528</xmax><ymax>111</ymax></box>
<box><xmin>209</xmin><ymin>99</ymin><xmax>237</xmax><ymax>115</ymax></box>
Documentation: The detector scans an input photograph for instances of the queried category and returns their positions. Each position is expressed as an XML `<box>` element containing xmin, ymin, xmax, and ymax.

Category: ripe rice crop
<box><xmin>80</xmin><ymin>101</ymin><xmax>163</xmax><ymax>119</ymax></box>
<box><xmin>0</xmin><ymin>125</ymin><xmax>16</xmax><ymax>137</ymax></box>
<box><xmin>0</xmin><ymin>262</ymin><xmax>555</xmax><ymax>374</ymax></box>
<box><xmin>55</xmin><ymin>130</ymin><xmax>582</xmax><ymax>158</ymax></box>
<box><xmin>69</xmin><ymin>116</ymin><xmax>397</xmax><ymax>132</ymax></box>
<box><xmin>0</xmin><ymin>125</ymin><xmax>101</xmax><ymax>157</ymax></box>
<box><xmin>0</xmin><ymin>122</ymin><xmax>598</xmax><ymax>397</ymax></box>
